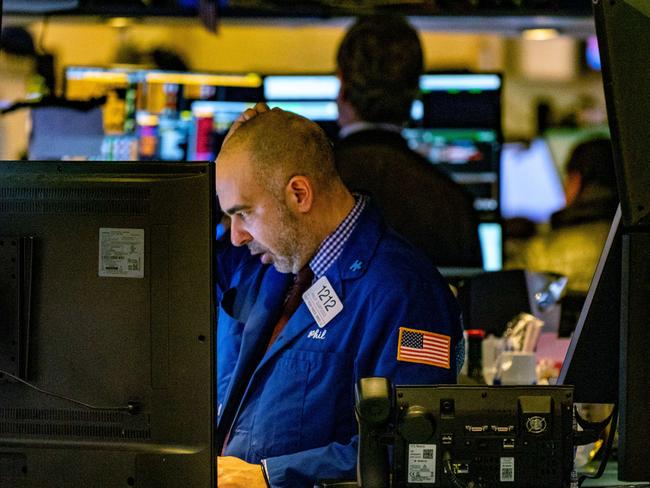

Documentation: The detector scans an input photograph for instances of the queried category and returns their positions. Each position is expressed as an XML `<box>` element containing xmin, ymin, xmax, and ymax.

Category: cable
<box><xmin>444</xmin><ymin>457</ymin><xmax>468</xmax><ymax>488</ymax></box>
<box><xmin>443</xmin><ymin>451</ymin><xmax>484</xmax><ymax>488</ymax></box>
<box><xmin>0</xmin><ymin>368</ymin><xmax>138</xmax><ymax>413</ymax></box>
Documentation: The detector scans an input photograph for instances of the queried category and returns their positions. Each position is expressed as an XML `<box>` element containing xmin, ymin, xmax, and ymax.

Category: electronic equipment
<box><xmin>499</xmin><ymin>139</ymin><xmax>566</xmax><ymax>224</ymax></box>
<box><xmin>584</xmin><ymin>35</ymin><xmax>602</xmax><ymax>71</ymax></box>
<box><xmin>0</xmin><ymin>161</ymin><xmax>215</xmax><ymax>487</ymax></box>
<box><xmin>594</xmin><ymin>0</ymin><xmax>650</xmax><ymax>229</ymax></box>
<box><xmin>477</xmin><ymin>222</ymin><xmax>502</xmax><ymax>272</ymax></box>
<box><xmin>403</xmin><ymin>127</ymin><xmax>500</xmax><ymax>216</ymax></box>
<box><xmin>63</xmin><ymin>67</ymin><xmax>263</xmax><ymax>161</ymax></box>
<box><xmin>263</xmin><ymin>74</ymin><xmax>340</xmax><ymax>139</ymax></box>
<box><xmin>416</xmin><ymin>74</ymin><xmax>502</xmax><ymax>130</ymax></box>
<box><xmin>187</xmin><ymin>100</ymin><xmax>254</xmax><ymax>161</ymax></box>
<box><xmin>440</xmin><ymin>221</ymin><xmax>503</xmax><ymax>278</ymax></box>
<box><xmin>406</xmin><ymin>74</ymin><xmax>502</xmax><ymax>218</ymax></box>
<box><xmin>557</xmin><ymin>0</ymin><xmax>650</xmax><ymax>482</ymax></box>
<box><xmin>28</xmin><ymin>106</ymin><xmax>104</xmax><ymax>160</ymax></box>
<box><xmin>3</xmin><ymin>0</ymin><xmax>78</xmax><ymax>14</ymax></box>
<box><xmin>355</xmin><ymin>378</ymin><xmax>575</xmax><ymax>488</ymax></box>
<box><xmin>456</xmin><ymin>269</ymin><xmax>567</xmax><ymax>337</ymax></box>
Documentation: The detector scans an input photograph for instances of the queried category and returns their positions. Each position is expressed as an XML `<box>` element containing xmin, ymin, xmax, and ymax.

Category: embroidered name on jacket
<box><xmin>307</xmin><ymin>329</ymin><xmax>327</xmax><ymax>340</ymax></box>
<box><xmin>397</xmin><ymin>327</ymin><xmax>451</xmax><ymax>369</ymax></box>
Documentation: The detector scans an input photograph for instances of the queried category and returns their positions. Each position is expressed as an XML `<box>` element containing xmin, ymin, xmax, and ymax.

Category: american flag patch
<box><xmin>397</xmin><ymin>327</ymin><xmax>451</xmax><ymax>369</ymax></box>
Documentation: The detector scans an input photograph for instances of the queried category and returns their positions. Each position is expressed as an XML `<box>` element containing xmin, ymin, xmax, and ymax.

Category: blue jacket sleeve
<box><xmin>264</xmin><ymin>437</ymin><xmax>358</xmax><ymax>487</ymax></box>
<box><xmin>355</xmin><ymin>266</ymin><xmax>463</xmax><ymax>385</ymax></box>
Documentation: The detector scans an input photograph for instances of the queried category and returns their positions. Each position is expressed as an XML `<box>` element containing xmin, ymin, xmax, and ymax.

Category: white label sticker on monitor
<box><xmin>98</xmin><ymin>228</ymin><xmax>144</xmax><ymax>278</ymax></box>
<box><xmin>407</xmin><ymin>444</ymin><xmax>436</xmax><ymax>484</ymax></box>
<box><xmin>500</xmin><ymin>456</ymin><xmax>515</xmax><ymax>482</ymax></box>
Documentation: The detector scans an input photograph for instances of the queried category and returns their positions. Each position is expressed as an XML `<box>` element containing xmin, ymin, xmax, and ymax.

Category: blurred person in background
<box><xmin>334</xmin><ymin>15</ymin><xmax>483</xmax><ymax>269</ymax></box>
<box><xmin>0</xmin><ymin>26</ymin><xmax>55</xmax><ymax>159</ymax></box>
<box><xmin>1</xmin><ymin>26</ymin><xmax>55</xmax><ymax>97</ymax></box>
<box><xmin>506</xmin><ymin>137</ymin><xmax>618</xmax><ymax>294</ymax></box>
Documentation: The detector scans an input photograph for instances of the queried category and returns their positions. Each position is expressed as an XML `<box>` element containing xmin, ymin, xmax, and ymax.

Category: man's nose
<box><xmin>230</xmin><ymin>219</ymin><xmax>252</xmax><ymax>247</ymax></box>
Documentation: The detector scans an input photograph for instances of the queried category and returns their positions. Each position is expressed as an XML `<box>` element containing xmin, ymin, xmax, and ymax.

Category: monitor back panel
<box><xmin>0</xmin><ymin>161</ymin><xmax>214</xmax><ymax>487</ymax></box>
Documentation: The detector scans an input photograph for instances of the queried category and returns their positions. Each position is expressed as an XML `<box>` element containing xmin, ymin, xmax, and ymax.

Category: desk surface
<box><xmin>582</xmin><ymin>462</ymin><xmax>650</xmax><ymax>487</ymax></box>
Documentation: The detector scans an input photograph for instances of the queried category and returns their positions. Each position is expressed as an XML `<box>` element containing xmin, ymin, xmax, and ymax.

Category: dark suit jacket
<box><xmin>335</xmin><ymin>128</ymin><xmax>483</xmax><ymax>268</ymax></box>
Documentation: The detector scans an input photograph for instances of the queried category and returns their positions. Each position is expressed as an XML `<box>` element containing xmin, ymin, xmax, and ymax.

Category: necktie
<box><xmin>267</xmin><ymin>265</ymin><xmax>314</xmax><ymax>349</ymax></box>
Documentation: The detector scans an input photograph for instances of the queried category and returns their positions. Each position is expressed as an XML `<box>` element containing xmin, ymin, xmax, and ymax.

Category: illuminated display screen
<box><xmin>403</xmin><ymin>128</ymin><xmax>500</xmax><ymax>213</ymax></box>
<box><xmin>263</xmin><ymin>75</ymin><xmax>340</xmax><ymax>100</ymax></box>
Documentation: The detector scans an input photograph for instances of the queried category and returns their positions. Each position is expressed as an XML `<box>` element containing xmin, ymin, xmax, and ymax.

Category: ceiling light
<box><xmin>521</xmin><ymin>28</ymin><xmax>560</xmax><ymax>41</ymax></box>
<box><xmin>106</xmin><ymin>17</ymin><xmax>135</xmax><ymax>29</ymax></box>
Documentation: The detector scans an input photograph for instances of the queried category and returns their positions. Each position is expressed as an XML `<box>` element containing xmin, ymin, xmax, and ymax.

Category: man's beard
<box><xmin>248</xmin><ymin>206</ymin><xmax>307</xmax><ymax>274</ymax></box>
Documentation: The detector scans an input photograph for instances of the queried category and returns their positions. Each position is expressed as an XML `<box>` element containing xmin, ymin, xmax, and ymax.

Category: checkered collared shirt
<box><xmin>309</xmin><ymin>194</ymin><xmax>368</xmax><ymax>278</ymax></box>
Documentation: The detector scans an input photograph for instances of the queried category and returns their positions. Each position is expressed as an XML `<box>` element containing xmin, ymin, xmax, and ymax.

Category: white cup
<box><xmin>481</xmin><ymin>335</ymin><xmax>503</xmax><ymax>385</ymax></box>
<box><xmin>498</xmin><ymin>351</ymin><xmax>537</xmax><ymax>385</ymax></box>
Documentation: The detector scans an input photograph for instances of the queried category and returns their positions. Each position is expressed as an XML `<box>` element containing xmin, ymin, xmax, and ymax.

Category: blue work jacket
<box><xmin>216</xmin><ymin>203</ymin><xmax>463</xmax><ymax>487</ymax></box>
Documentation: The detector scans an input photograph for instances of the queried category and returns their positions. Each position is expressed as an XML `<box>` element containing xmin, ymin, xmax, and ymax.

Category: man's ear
<box><xmin>336</xmin><ymin>69</ymin><xmax>347</xmax><ymax>102</ymax></box>
<box><xmin>336</xmin><ymin>71</ymin><xmax>359</xmax><ymax>127</ymax></box>
<box><xmin>564</xmin><ymin>171</ymin><xmax>583</xmax><ymax>207</ymax></box>
<box><xmin>285</xmin><ymin>175</ymin><xmax>314</xmax><ymax>214</ymax></box>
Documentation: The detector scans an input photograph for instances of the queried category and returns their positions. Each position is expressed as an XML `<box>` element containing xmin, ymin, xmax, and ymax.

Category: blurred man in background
<box><xmin>334</xmin><ymin>15</ymin><xmax>482</xmax><ymax>268</ymax></box>
<box><xmin>507</xmin><ymin>137</ymin><xmax>618</xmax><ymax>294</ymax></box>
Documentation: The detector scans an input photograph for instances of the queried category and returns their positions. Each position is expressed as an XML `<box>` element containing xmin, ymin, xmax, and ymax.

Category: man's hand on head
<box><xmin>223</xmin><ymin>102</ymin><xmax>271</xmax><ymax>144</ymax></box>
<box><xmin>217</xmin><ymin>456</ymin><xmax>268</xmax><ymax>488</ymax></box>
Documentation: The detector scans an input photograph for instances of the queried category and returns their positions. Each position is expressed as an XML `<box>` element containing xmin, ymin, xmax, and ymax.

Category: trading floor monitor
<box><xmin>404</xmin><ymin>73</ymin><xmax>502</xmax><ymax>219</ymax></box>
<box><xmin>0</xmin><ymin>161</ymin><xmax>215</xmax><ymax>487</ymax></box>
<box><xmin>63</xmin><ymin>67</ymin><xmax>263</xmax><ymax>161</ymax></box>
<box><xmin>263</xmin><ymin>74</ymin><xmax>340</xmax><ymax>140</ymax></box>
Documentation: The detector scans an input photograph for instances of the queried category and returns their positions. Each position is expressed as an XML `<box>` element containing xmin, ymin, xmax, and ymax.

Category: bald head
<box><xmin>218</xmin><ymin>107</ymin><xmax>340</xmax><ymax>199</ymax></box>
<box><xmin>216</xmin><ymin>106</ymin><xmax>355</xmax><ymax>273</ymax></box>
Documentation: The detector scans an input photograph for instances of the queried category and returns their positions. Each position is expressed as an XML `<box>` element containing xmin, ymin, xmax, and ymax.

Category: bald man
<box><xmin>216</xmin><ymin>104</ymin><xmax>463</xmax><ymax>487</ymax></box>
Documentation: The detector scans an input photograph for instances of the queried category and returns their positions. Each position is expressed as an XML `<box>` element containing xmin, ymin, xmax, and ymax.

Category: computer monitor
<box><xmin>499</xmin><ymin>139</ymin><xmax>566</xmax><ymax>223</ymax></box>
<box><xmin>404</xmin><ymin>73</ymin><xmax>503</xmax><ymax>219</ymax></box>
<box><xmin>584</xmin><ymin>35</ymin><xmax>602</xmax><ymax>72</ymax></box>
<box><xmin>141</xmin><ymin>71</ymin><xmax>263</xmax><ymax>162</ymax></box>
<box><xmin>438</xmin><ymin>221</ymin><xmax>502</xmax><ymax>282</ymax></box>
<box><xmin>263</xmin><ymin>75</ymin><xmax>340</xmax><ymax>139</ymax></box>
<box><xmin>187</xmin><ymin>100</ymin><xmax>255</xmax><ymax>161</ymax></box>
<box><xmin>416</xmin><ymin>73</ymin><xmax>502</xmax><ymax>130</ymax></box>
<box><xmin>0</xmin><ymin>161</ymin><xmax>214</xmax><ymax>487</ymax></box>
<box><xmin>28</xmin><ymin>106</ymin><xmax>105</xmax><ymax>160</ymax></box>
<box><xmin>63</xmin><ymin>67</ymin><xmax>263</xmax><ymax>161</ymax></box>
<box><xmin>594</xmin><ymin>4</ymin><xmax>650</xmax><ymax>228</ymax></box>
<box><xmin>558</xmin><ymin>0</ymin><xmax>650</xmax><ymax>481</ymax></box>
<box><xmin>403</xmin><ymin>127</ymin><xmax>500</xmax><ymax>215</ymax></box>
<box><xmin>478</xmin><ymin>221</ymin><xmax>502</xmax><ymax>272</ymax></box>
<box><xmin>263</xmin><ymin>75</ymin><xmax>340</xmax><ymax>101</ymax></box>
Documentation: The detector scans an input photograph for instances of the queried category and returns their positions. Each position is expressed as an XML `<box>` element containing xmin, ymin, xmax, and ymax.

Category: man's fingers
<box><xmin>223</xmin><ymin>102</ymin><xmax>271</xmax><ymax>144</ymax></box>
<box><xmin>243</xmin><ymin>102</ymin><xmax>271</xmax><ymax>119</ymax></box>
